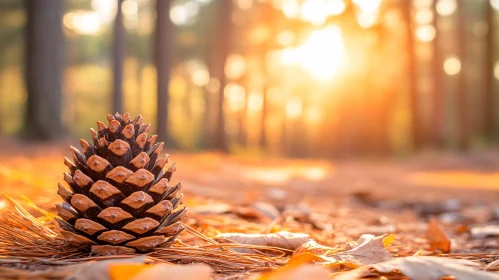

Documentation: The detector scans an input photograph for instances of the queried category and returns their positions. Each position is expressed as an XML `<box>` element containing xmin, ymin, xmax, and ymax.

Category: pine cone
<box><xmin>56</xmin><ymin>112</ymin><xmax>186</xmax><ymax>255</ymax></box>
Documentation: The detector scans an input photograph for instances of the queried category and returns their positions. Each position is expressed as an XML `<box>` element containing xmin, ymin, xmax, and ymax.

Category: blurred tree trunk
<box><xmin>112</xmin><ymin>0</ymin><xmax>125</xmax><ymax>114</ymax></box>
<box><xmin>457</xmin><ymin>0</ymin><xmax>469</xmax><ymax>150</ymax></box>
<box><xmin>212</xmin><ymin>0</ymin><xmax>232</xmax><ymax>152</ymax></box>
<box><xmin>23</xmin><ymin>0</ymin><xmax>65</xmax><ymax>140</ymax></box>
<box><xmin>237</xmin><ymin>76</ymin><xmax>249</xmax><ymax>147</ymax></box>
<box><xmin>402</xmin><ymin>0</ymin><xmax>420</xmax><ymax>150</ymax></box>
<box><xmin>155</xmin><ymin>0</ymin><xmax>173</xmax><ymax>142</ymax></box>
<box><xmin>484</xmin><ymin>0</ymin><xmax>496</xmax><ymax>140</ymax></box>
<box><xmin>259</xmin><ymin>3</ymin><xmax>273</xmax><ymax>150</ymax></box>
<box><xmin>260</xmin><ymin>85</ymin><xmax>268</xmax><ymax>148</ymax></box>
<box><xmin>431</xmin><ymin>0</ymin><xmax>445</xmax><ymax>147</ymax></box>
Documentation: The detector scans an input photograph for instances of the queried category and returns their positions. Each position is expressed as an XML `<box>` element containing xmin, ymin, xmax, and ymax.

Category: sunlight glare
<box><xmin>303</xmin><ymin>167</ymin><xmax>327</xmax><ymax>181</ymax></box>
<box><xmin>444</xmin><ymin>57</ymin><xmax>461</xmax><ymax>76</ymax></box>
<box><xmin>277</xmin><ymin>30</ymin><xmax>295</xmax><ymax>46</ymax></box>
<box><xmin>436</xmin><ymin>0</ymin><xmax>457</xmax><ymax>16</ymax></box>
<box><xmin>356</xmin><ymin>12</ymin><xmax>378</xmax><ymax>28</ymax></box>
<box><xmin>494</xmin><ymin>61</ymin><xmax>499</xmax><ymax>80</ymax></box>
<box><xmin>225</xmin><ymin>54</ymin><xmax>247</xmax><ymax>80</ymax></box>
<box><xmin>282</xmin><ymin>0</ymin><xmax>301</xmax><ymax>19</ymax></box>
<box><xmin>413</xmin><ymin>0</ymin><xmax>433</xmax><ymax>9</ymax></box>
<box><xmin>65</xmin><ymin>11</ymin><xmax>102</xmax><ymax>35</ymax></box>
<box><xmin>353</xmin><ymin>0</ymin><xmax>381</xmax><ymax>13</ymax></box>
<box><xmin>298</xmin><ymin>26</ymin><xmax>345</xmax><ymax>80</ymax></box>
<box><xmin>493</xmin><ymin>0</ymin><xmax>499</xmax><ymax>11</ymax></box>
<box><xmin>286</xmin><ymin>97</ymin><xmax>303</xmax><ymax>118</ymax></box>
<box><xmin>225</xmin><ymin>83</ymin><xmax>246</xmax><ymax>112</ymax></box>
<box><xmin>326</xmin><ymin>0</ymin><xmax>346</xmax><ymax>16</ymax></box>
<box><xmin>122</xmin><ymin>0</ymin><xmax>138</xmax><ymax>17</ymax></box>
<box><xmin>192</xmin><ymin>69</ymin><xmax>210</xmax><ymax>87</ymax></box>
<box><xmin>416</xmin><ymin>25</ymin><xmax>436</xmax><ymax>42</ymax></box>
<box><xmin>248</xmin><ymin>92</ymin><xmax>264</xmax><ymax>112</ymax></box>
<box><xmin>91</xmin><ymin>0</ymin><xmax>117</xmax><ymax>23</ymax></box>
<box><xmin>236</xmin><ymin>0</ymin><xmax>254</xmax><ymax>10</ymax></box>
<box><xmin>170</xmin><ymin>5</ymin><xmax>189</xmax><ymax>25</ymax></box>
<box><xmin>301</xmin><ymin>0</ymin><xmax>327</xmax><ymax>26</ymax></box>
<box><xmin>415</xmin><ymin>8</ymin><xmax>434</xmax><ymax>25</ymax></box>
<box><xmin>279</xmin><ymin>26</ymin><xmax>346</xmax><ymax>80</ymax></box>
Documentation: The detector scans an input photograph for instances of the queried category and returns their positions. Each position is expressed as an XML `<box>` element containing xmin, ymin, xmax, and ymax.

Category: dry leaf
<box><xmin>130</xmin><ymin>264</ymin><xmax>213</xmax><ymax>280</ymax></box>
<box><xmin>291</xmin><ymin>234</ymin><xmax>393</xmax><ymax>269</ymax></box>
<box><xmin>68</xmin><ymin>256</ymin><xmax>146</xmax><ymax>280</ymax></box>
<box><xmin>426</xmin><ymin>218</ymin><xmax>451</xmax><ymax>253</ymax></box>
<box><xmin>108</xmin><ymin>264</ymin><xmax>150</xmax><ymax>280</ymax></box>
<box><xmin>287</xmin><ymin>252</ymin><xmax>326</xmax><ymax>267</ymax></box>
<box><xmin>372</xmin><ymin>256</ymin><xmax>499</xmax><ymax>280</ymax></box>
<box><xmin>257</xmin><ymin>264</ymin><xmax>330</xmax><ymax>280</ymax></box>
<box><xmin>215</xmin><ymin>231</ymin><xmax>312</xmax><ymax>253</ymax></box>
<box><xmin>471</xmin><ymin>225</ymin><xmax>499</xmax><ymax>239</ymax></box>
<box><xmin>294</xmin><ymin>240</ymin><xmax>339</xmax><ymax>256</ymax></box>
<box><xmin>332</xmin><ymin>256</ymin><xmax>499</xmax><ymax>280</ymax></box>
<box><xmin>332</xmin><ymin>234</ymin><xmax>393</xmax><ymax>266</ymax></box>
<box><xmin>382</xmin><ymin>234</ymin><xmax>394</xmax><ymax>247</ymax></box>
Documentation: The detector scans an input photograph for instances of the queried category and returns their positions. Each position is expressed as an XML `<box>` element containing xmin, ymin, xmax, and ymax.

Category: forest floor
<box><xmin>0</xmin><ymin>138</ymin><xmax>498</xmax><ymax>279</ymax></box>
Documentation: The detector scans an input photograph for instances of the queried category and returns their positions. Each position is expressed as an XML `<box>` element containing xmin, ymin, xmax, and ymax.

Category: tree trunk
<box><xmin>484</xmin><ymin>0</ymin><xmax>496</xmax><ymax>140</ymax></box>
<box><xmin>155</xmin><ymin>0</ymin><xmax>173</xmax><ymax>142</ymax></box>
<box><xmin>457</xmin><ymin>0</ymin><xmax>469</xmax><ymax>150</ymax></box>
<box><xmin>431</xmin><ymin>0</ymin><xmax>445</xmax><ymax>147</ymax></box>
<box><xmin>212</xmin><ymin>0</ymin><xmax>232</xmax><ymax>152</ymax></box>
<box><xmin>23</xmin><ymin>0</ymin><xmax>65</xmax><ymax>140</ymax></box>
<box><xmin>260</xmin><ymin>86</ymin><xmax>268</xmax><ymax>149</ymax></box>
<box><xmin>112</xmin><ymin>0</ymin><xmax>125</xmax><ymax>114</ymax></box>
<box><xmin>402</xmin><ymin>0</ymin><xmax>420</xmax><ymax>150</ymax></box>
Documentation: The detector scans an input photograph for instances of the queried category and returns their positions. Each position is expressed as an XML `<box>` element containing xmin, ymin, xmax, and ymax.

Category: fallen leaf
<box><xmin>382</xmin><ymin>234</ymin><xmax>395</xmax><ymax>247</ymax></box>
<box><xmin>471</xmin><ymin>225</ymin><xmax>499</xmax><ymax>239</ymax></box>
<box><xmin>372</xmin><ymin>256</ymin><xmax>499</xmax><ymax>280</ymax></box>
<box><xmin>109</xmin><ymin>264</ymin><xmax>151</xmax><ymax>280</ymax></box>
<box><xmin>294</xmin><ymin>240</ymin><xmax>339</xmax><ymax>256</ymax></box>
<box><xmin>130</xmin><ymin>264</ymin><xmax>213</xmax><ymax>280</ymax></box>
<box><xmin>215</xmin><ymin>231</ymin><xmax>312</xmax><ymax>253</ymax></box>
<box><xmin>252</xmin><ymin>202</ymin><xmax>281</xmax><ymax>220</ymax></box>
<box><xmin>332</xmin><ymin>234</ymin><xmax>393</xmax><ymax>266</ymax></box>
<box><xmin>257</xmin><ymin>264</ymin><xmax>330</xmax><ymax>280</ymax></box>
<box><xmin>287</xmin><ymin>252</ymin><xmax>326</xmax><ymax>267</ymax></box>
<box><xmin>426</xmin><ymin>218</ymin><xmax>451</xmax><ymax>253</ymax></box>
<box><xmin>292</xmin><ymin>234</ymin><xmax>393</xmax><ymax>269</ymax></box>
<box><xmin>68</xmin><ymin>256</ymin><xmax>146</xmax><ymax>280</ymax></box>
<box><xmin>332</xmin><ymin>256</ymin><xmax>499</xmax><ymax>280</ymax></box>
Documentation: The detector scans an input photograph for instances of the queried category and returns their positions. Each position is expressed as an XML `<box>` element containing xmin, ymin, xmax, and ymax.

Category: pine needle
<box><xmin>0</xmin><ymin>196</ymin><xmax>281</xmax><ymax>279</ymax></box>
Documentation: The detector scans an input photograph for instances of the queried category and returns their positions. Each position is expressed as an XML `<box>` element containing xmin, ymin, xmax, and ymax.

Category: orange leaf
<box><xmin>287</xmin><ymin>252</ymin><xmax>325</xmax><ymax>267</ymax></box>
<box><xmin>426</xmin><ymin>218</ymin><xmax>451</xmax><ymax>253</ymax></box>
<box><xmin>109</xmin><ymin>264</ymin><xmax>151</xmax><ymax>280</ymax></box>
<box><xmin>382</xmin><ymin>234</ymin><xmax>395</xmax><ymax>247</ymax></box>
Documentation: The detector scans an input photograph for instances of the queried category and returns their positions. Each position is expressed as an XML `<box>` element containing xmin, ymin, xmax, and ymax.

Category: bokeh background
<box><xmin>1</xmin><ymin>0</ymin><xmax>499</xmax><ymax>158</ymax></box>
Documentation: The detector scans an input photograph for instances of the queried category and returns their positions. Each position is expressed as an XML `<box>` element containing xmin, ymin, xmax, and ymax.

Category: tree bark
<box><xmin>212</xmin><ymin>0</ymin><xmax>232</xmax><ymax>152</ymax></box>
<box><xmin>431</xmin><ymin>0</ymin><xmax>445</xmax><ymax>147</ymax></box>
<box><xmin>112</xmin><ymin>0</ymin><xmax>125</xmax><ymax>114</ymax></box>
<box><xmin>484</xmin><ymin>0</ymin><xmax>496</xmax><ymax>140</ymax></box>
<box><xmin>457</xmin><ymin>0</ymin><xmax>469</xmax><ymax>150</ymax></box>
<box><xmin>402</xmin><ymin>0</ymin><xmax>420</xmax><ymax>150</ymax></box>
<box><xmin>24</xmin><ymin>0</ymin><xmax>65</xmax><ymax>140</ymax></box>
<box><xmin>155</xmin><ymin>0</ymin><xmax>173</xmax><ymax>142</ymax></box>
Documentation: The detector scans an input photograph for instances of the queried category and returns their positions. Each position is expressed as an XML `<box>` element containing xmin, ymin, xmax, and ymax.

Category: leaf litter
<box><xmin>0</xmin><ymin>148</ymin><xmax>499</xmax><ymax>279</ymax></box>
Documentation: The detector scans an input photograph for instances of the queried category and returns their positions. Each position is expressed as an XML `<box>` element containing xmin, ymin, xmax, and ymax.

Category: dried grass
<box><xmin>0</xmin><ymin>195</ymin><xmax>284</xmax><ymax>279</ymax></box>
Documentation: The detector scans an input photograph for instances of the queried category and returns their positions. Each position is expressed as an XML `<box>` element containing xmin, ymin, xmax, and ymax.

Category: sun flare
<box><xmin>281</xmin><ymin>26</ymin><xmax>345</xmax><ymax>81</ymax></box>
